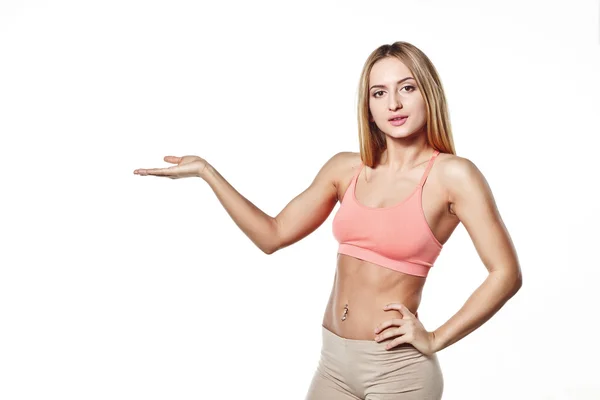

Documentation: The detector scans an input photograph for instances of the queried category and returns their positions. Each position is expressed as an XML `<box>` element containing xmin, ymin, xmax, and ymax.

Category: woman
<box><xmin>133</xmin><ymin>41</ymin><xmax>522</xmax><ymax>399</ymax></box>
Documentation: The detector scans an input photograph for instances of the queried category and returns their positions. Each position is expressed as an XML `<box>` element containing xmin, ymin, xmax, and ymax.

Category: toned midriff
<box><xmin>321</xmin><ymin>253</ymin><xmax>426</xmax><ymax>340</ymax></box>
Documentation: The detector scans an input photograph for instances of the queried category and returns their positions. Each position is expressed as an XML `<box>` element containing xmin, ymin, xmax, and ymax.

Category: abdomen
<box><xmin>322</xmin><ymin>254</ymin><xmax>426</xmax><ymax>340</ymax></box>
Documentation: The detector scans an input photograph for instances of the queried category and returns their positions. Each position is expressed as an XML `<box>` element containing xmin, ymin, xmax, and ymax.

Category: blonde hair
<box><xmin>357</xmin><ymin>41</ymin><xmax>456</xmax><ymax>167</ymax></box>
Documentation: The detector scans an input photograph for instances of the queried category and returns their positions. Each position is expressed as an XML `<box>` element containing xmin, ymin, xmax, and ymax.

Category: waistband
<box><xmin>321</xmin><ymin>325</ymin><xmax>414</xmax><ymax>354</ymax></box>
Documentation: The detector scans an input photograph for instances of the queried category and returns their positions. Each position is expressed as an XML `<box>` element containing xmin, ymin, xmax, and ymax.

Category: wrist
<box><xmin>199</xmin><ymin>162</ymin><xmax>214</xmax><ymax>180</ymax></box>
<box><xmin>430</xmin><ymin>329</ymin><xmax>445</xmax><ymax>353</ymax></box>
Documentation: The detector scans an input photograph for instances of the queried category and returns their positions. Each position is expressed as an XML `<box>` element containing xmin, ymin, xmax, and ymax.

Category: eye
<box><xmin>372</xmin><ymin>86</ymin><xmax>416</xmax><ymax>98</ymax></box>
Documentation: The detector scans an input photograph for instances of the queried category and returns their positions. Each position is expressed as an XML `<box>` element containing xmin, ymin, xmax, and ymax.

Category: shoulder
<box><xmin>321</xmin><ymin>151</ymin><xmax>362</xmax><ymax>175</ymax></box>
<box><xmin>316</xmin><ymin>151</ymin><xmax>362</xmax><ymax>189</ymax></box>
<box><xmin>328</xmin><ymin>151</ymin><xmax>361</xmax><ymax>165</ymax></box>
<box><xmin>434</xmin><ymin>153</ymin><xmax>493</xmax><ymax>211</ymax></box>
<box><xmin>436</xmin><ymin>153</ymin><xmax>481</xmax><ymax>181</ymax></box>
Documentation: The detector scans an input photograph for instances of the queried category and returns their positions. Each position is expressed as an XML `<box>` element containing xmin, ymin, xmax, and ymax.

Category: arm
<box><xmin>431</xmin><ymin>157</ymin><xmax>523</xmax><ymax>353</ymax></box>
<box><xmin>201</xmin><ymin>152</ymin><xmax>348</xmax><ymax>254</ymax></box>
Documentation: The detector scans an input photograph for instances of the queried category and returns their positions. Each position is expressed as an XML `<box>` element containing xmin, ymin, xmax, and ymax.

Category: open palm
<box><xmin>133</xmin><ymin>155</ymin><xmax>208</xmax><ymax>179</ymax></box>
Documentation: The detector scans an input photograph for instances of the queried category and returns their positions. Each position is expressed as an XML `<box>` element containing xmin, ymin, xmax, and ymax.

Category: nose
<box><xmin>388</xmin><ymin>89</ymin><xmax>402</xmax><ymax>110</ymax></box>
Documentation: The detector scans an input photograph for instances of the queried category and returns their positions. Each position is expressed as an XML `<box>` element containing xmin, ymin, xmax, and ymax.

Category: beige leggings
<box><xmin>305</xmin><ymin>326</ymin><xmax>443</xmax><ymax>400</ymax></box>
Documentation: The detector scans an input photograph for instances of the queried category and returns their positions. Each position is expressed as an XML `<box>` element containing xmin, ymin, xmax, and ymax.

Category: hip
<box><xmin>305</xmin><ymin>325</ymin><xmax>443</xmax><ymax>399</ymax></box>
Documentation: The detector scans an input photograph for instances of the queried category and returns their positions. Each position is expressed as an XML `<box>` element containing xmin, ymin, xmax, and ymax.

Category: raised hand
<box><xmin>133</xmin><ymin>155</ymin><xmax>209</xmax><ymax>179</ymax></box>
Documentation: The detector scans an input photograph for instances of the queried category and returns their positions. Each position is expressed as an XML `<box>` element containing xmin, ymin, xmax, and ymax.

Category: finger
<box><xmin>397</xmin><ymin>304</ymin><xmax>416</xmax><ymax>319</ymax></box>
<box><xmin>385</xmin><ymin>334</ymin><xmax>410</xmax><ymax>350</ymax></box>
<box><xmin>138</xmin><ymin>167</ymin><xmax>175</xmax><ymax>176</ymax></box>
<box><xmin>134</xmin><ymin>168</ymin><xmax>152</xmax><ymax>176</ymax></box>
<box><xmin>164</xmin><ymin>156</ymin><xmax>182</xmax><ymax>164</ymax></box>
<box><xmin>383</xmin><ymin>303</ymin><xmax>403</xmax><ymax>311</ymax></box>
<box><xmin>384</xmin><ymin>303</ymin><xmax>414</xmax><ymax>319</ymax></box>
<box><xmin>375</xmin><ymin>325</ymin><xmax>407</xmax><ymax>342</ymax></box>
<box><xmin>374</xmin><ymin>318</ymin><xmax>405</xmax><ymax>334</ymax></box>
<box><xmin>133</xmin><ymin>168</ymin><xmax>151</xmax><ymax>175</ymax></box>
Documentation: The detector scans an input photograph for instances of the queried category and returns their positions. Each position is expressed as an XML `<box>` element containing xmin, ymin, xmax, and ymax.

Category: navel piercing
<box><xmin>341</xmin><ymin>303</ymin><xmax>349</xmax><ymax>321</ymax></box>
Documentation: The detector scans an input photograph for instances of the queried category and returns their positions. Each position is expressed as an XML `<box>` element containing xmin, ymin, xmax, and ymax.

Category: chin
<box><xmin>386</xmin><ymin>129</ymin><xmax>415</xmax><ymax>138</ymax></box>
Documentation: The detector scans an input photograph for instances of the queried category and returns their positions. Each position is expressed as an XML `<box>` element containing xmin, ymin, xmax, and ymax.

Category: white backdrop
<box><xmin>1</xmin><ymin>1</ymin><xmax>599</xmax><ymax>399</ymax></box>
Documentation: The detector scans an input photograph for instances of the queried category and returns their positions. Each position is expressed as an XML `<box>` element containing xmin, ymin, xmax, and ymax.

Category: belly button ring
<box><xmin>341</xmin><ymin>303</ymin><xmax>348</xmax><ymax>321</ymax></box>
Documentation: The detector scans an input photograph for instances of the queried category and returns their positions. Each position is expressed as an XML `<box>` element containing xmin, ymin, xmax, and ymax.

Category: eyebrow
<box><xmin>369</xmin><ymin>77</ymin><xmax>415</xmax><ymax>91</ymax></box>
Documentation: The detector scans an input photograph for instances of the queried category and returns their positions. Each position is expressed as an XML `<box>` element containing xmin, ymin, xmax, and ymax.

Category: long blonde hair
<box><xmin>357</xmin><ymin>41</ymin><xmax>456</xmax><ymax>167</ymax></box>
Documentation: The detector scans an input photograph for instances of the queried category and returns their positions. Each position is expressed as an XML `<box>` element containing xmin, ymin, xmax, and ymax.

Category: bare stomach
<box><xmin>321</xmin><ymin>254</ymin><xmax>426</xmax><ymax>340</ymax></box>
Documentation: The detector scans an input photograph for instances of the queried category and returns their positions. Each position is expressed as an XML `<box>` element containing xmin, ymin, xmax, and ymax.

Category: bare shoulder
<box><xmin>337</xmin><ymin>151</ymin><xmax>362</xmax><ymax>169</ymax></box>
<box><xmin>318</xmin><ymin>151</ymin><xmax>362</xmax><ymax>200</ymax></box>
<box><xmin>434</xmin><ymin>152</ymin><xmax>495</xmax><ymax>214</ymax></box>
<box><xmin>434</xmin><ymin>152</ymin><xmax>479</xmax><ymax>179</ymax></box>
<box><xmin>321</xmin><ymin>151</ymin><xmax>362</xmax><ymax>179</ymax></box>
<box><xmin>328</xmin><ymin>151</ymin><xmax>361</xmax><ymax>166</ymax></box>
<box><xmin>333</xmin><ymin>150</ymin><xmax>362</xmax><ymax>177</ymax></box>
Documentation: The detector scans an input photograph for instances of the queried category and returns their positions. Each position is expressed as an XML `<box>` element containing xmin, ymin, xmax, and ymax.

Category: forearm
<box><xmin>201</xmin><ymin>163</ymin><xmax>277</xmax><ymax>254</ymax></box>
<box><xmin>432</xmin><ymin>270</ymin><xmax>522</xmax><ymax>353</ymax></box>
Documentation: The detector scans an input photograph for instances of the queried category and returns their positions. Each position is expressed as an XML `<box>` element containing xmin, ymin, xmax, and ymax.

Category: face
<box><xmin>368</xmin><ymin>57</ymin><xmax>427</xmax><ymax>139</ymax></box>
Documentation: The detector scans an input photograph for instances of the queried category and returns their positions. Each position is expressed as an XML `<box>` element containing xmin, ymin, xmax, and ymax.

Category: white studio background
<box><xmin>1</xmin><ymin>1</ymin><xmax>599</xmax><ymax>399</ymax></box>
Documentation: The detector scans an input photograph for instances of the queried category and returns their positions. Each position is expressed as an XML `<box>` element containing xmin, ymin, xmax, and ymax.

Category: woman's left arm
<box><xmin>431</xmin><ymin>156</ymin><xmax>523</xmax><ymax>353</ymax></box>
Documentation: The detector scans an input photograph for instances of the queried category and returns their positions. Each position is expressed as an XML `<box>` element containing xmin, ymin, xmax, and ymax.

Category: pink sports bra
<box><xmin>332</xmin><ymin>150</ymin><xmax>443</xmax><ymax>277</ymax></box>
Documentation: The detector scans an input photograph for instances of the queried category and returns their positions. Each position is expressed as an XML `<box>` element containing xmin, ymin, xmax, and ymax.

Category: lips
<box><xmin>388</xmin><ymin>115</ymin><xmax>408</xmax><ymax>121</ymax></box>
<box><xmin>389</xmin><ymin>116</ymin><xmax>408</xmax><ymax>126</ymax></box>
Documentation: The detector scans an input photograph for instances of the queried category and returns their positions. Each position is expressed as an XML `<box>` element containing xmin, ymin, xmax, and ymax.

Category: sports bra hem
<box><xmin>337</xmin><ymin>243</ymin><xmax>432</xmax><ymax>277</ymax></box>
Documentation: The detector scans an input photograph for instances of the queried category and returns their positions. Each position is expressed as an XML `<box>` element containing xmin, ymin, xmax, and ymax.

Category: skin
<box><xmin>133</xmin><ymin>56</ymin><xmax>522</xmax><ymax>357</ymax></box>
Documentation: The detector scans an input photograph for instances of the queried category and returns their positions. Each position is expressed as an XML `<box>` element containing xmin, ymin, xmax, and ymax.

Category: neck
<box><xmin>379</xmin><ymin>145</ymin><xmax>434</xmax><ymax>173</ymax></box>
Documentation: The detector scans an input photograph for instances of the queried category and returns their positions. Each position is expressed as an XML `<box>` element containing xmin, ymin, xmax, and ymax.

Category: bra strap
<box><xmin>345</xmin><ymin>161</ymin><xmax>364</xmax><ymax>200</ymax></box>
<box><xmin>353</xmin><ymin>162</ymin><xmax>364</xmax><ymax>185</ymax></box>
<box><xmin>418</xmin><ymin>150</ymin><xmax>440</xmax><ymax>188</ymax></box>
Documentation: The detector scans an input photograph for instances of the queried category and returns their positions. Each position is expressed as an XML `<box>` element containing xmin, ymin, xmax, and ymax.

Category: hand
<box><xmin>373</xmin><ymin>303</ymin><xmax>437</xmax><ymax>356</ymax></box>
<box><xmin>133</xmin><ymin>155</ymin><xmax>209</xmax><ymax>179</ymax></box>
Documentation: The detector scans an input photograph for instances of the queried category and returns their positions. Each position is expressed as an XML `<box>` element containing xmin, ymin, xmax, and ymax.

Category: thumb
<box><xmin>398</xmin><ymin>304</ymin><xmax>414</xmax><ymax>319</ymax></box>
<box><xmin>164</xmin><ymin>156</ymin><xmax>181</xmax><ymax>164</ymax></box>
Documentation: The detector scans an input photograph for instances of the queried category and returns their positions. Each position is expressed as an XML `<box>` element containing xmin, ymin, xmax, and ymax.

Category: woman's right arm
<box><xmin>201</xmin><ymin>152</ymin><xmax>351</xmax><ymax>254</ymax></box>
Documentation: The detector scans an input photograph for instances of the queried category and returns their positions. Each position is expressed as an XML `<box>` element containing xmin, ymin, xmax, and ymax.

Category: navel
<box><xmin>341</xmin><ymin>303</ymin><xmax>349</xmax><ymax>321</ymax></box>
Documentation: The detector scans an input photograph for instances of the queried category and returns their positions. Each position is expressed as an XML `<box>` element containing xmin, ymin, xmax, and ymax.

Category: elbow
<box><xmin>511</xmin><ymin>270</ymin><xmax>523</xmax><ymax>295</ymax></box>
<box><xmin>515</xmin><ymin>274</ymin><xmax>523</xmax><ymax>291</ymax></box>
<box><xmin>261</xmin><ymin>220</ymin><xmax>280</xmax><ymax>255</ymax></box>
<box><xmin>262</xmin><ymin>245</ymin><xmax>277</xmax><ymax>255</ymax></box>
<box><xmin>263</xmin><ymin>238</ymin><xmax>284</xmax><ymax>255</ymax></box>
<box><xmin>492</xmin><ymin>267</ymin><xmax>522</xmax><ymax>297</ymax></box>
<box><xmin>515</xmin><ymin>265</ymin><xmax>523</xmax><ymax>287</ymax></box>
<box><xmin>263</xmin><ymin>217</ymin><xmax>286</xmax><ymax>255</ymax></box>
